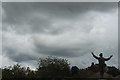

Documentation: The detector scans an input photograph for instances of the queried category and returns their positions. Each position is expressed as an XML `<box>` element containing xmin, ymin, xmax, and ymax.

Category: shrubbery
<box><xmin>1</xmin><ymin>56</ymin><xmax>120</xmax><ymax>78</ymax></box>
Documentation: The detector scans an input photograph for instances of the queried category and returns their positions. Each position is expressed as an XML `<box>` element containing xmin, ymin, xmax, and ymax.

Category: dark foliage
<box><xmin>37</xmin><ymin>56</ymin><xmax>70</xmax><ymax>77</ymax></box>
<box><xmin>2</xmin><ymin>64</ymin><xmax>35</xmax><ymax>78</ymax></box>
<box><xmin>107</xmin><ymin>66</ymin><xmax>120</xmax><ymax>77</ymax></box>
<box><xmin>1</xmin><ymin>56</ymin><xmax>120</xmax><ymax>79</ymax></box>
<box><xmin>71</xmin><ymin>66</ymin><xmax>79</xmax><ymax>76</ymax></box>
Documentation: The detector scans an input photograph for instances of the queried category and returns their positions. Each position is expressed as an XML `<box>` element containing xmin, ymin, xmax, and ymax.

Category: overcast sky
<box><xmin>1</xmin><ymin>2</ymin><xmax>118</xmax><ymax>69</ymax></box>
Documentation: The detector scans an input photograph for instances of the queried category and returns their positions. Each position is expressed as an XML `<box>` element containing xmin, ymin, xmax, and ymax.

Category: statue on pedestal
<box><xmin>91</xmin><ymin>52</ymin><xmax>113</xmax><ymax>78</ymax></box>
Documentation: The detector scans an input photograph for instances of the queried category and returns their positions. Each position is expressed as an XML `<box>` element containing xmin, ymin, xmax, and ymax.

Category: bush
<box><xmin>37</xmin><ymin>56</ymin><xmax>70</xmax><ymax>77</ymax></box>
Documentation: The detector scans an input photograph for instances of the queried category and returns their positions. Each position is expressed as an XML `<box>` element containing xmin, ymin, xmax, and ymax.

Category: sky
<box><xmin>1</xmin><ymin>2</ymin><xmax>118</xmax><ymax>69</ymax></box>
<box><xmin>1</xmin><ymin>0</ymin><xmax>119</xmax><ymax>2</ymax></box>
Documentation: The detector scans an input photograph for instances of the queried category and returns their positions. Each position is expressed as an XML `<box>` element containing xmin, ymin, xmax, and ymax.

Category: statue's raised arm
<box><xmin>91</xmin><ymin>52</ymin><xmax>99</xmax><ymax>59</ymax></box>
<box><xmin>104</xmin><ymin>55</ymin><xmax>113</xmax><ymax>61</ymax></box>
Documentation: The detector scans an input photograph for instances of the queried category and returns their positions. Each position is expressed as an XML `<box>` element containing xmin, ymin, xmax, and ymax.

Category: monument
<box><xmin>91</xmin><ymin>52</ymin><xmax>113</xmax><ymax>78</ymax></box>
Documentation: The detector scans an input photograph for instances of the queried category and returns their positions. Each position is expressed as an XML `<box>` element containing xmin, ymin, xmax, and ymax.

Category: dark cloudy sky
<box><xmin>2</xmin><ymin>2</ymin><xmax>118</xmax><ymax>69</ymax></box>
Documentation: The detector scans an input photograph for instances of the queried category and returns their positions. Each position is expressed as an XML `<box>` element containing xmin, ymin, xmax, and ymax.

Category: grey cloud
<box><xmin>2</xmin><ymin>2</ymin><xmax>117</xmax><ymax>35</ymax></box>
<box><xmin>3</xmin><ymin>46</ymin><xmax>37</xmax><ymax>62</ymax></box>
<box><xmin>118</xmin><ymin>2</ymin><xmax>120</xmax><ymax>69</ymax></box>
<box><xmin>11</xmin><ymin>54</ymin><xmax>36</xmax><ymax>62</ymax></box>
<box><xmin>2</xmin><ymin>2</ymin><xmax>118</xmax><ymax>69</ymax></box>
<box><xmin>33</xmin><ymin>37</ymin><xmax>95</xmax><ymax>58</ymax></box>
<box><xmin>33</xmin><ymin>40</ymin><xmax>80</xmax><ymax>57</ymax></box>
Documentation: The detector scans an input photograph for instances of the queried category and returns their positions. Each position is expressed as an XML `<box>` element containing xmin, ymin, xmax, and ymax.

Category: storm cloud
<box><xmin>2</xmin><ymin>2</ymin><xmax>118</xmax><ymax>69</ymax></box>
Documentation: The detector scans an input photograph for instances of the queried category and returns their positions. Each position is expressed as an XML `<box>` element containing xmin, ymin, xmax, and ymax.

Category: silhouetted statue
<box><xmin>91</xmin><ymin>52</ymin><xmax>113</xmax><ymax>78</ymax></box>
<box><xmin>71</xmin><ymin>66</ymin><xmax>79</xmax><ymax>76</ymax></box>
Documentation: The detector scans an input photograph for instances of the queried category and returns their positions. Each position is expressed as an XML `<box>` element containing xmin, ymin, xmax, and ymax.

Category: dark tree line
<box><xmin>1</xmin><ymin>56</ymin><xmax>120</xmax><ymax>79</ymax></box>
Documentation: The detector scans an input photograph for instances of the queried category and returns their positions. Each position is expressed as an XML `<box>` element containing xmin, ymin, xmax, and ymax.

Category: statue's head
<box><xmin>99</xmin><ymin>53</ymin><xmax>103</xmax><ymax>57</ymax></box>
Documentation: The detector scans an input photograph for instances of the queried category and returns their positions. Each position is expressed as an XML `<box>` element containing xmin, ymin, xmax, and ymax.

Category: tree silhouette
<box><xmin>37</xmin><ymin>56</ymin><xmax>70</xmax><ymax>77</ymax></box>
<box><xmin>107</xmin><ymin>66</ymin><xmax>120</xmax><ymax>77</ymax></box>
<box><xmin>71</xmin><ymin>66</ymin><xmax>79</xmax><ymax>76</ymax></box>
<box><xmin>2</xmin><ymin>64</ymin><xmax>34</xmax><ymax>78</ymax></box>
<box><xmin>1</xmin><ymin>56</ymin><xmax>120</xmax><ymax>79</ymax></box>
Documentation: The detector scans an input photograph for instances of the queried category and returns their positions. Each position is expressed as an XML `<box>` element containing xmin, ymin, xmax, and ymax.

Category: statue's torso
<box><xmin>98</xmin><ymin>58</ymin><xmax>106</xmax><ymax>67</ymax></box>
